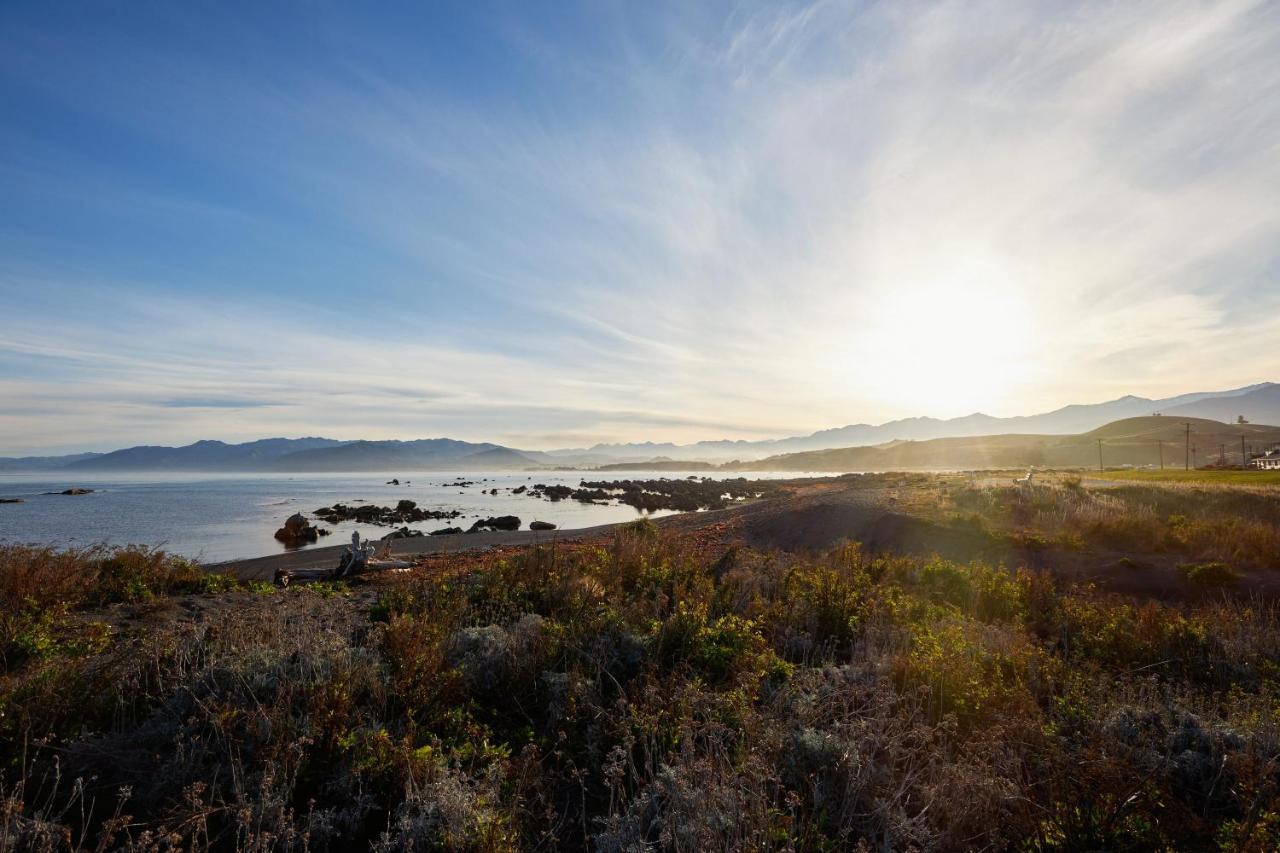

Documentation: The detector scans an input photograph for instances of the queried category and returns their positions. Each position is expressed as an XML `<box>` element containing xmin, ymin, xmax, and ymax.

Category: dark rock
<box><xmin>387</xmin><ymin>478</ymin><xmax>400</xmax><ymax>485</ymax></box>
<box><xmin>430</xmin><ymin>526</ymin><xmax>464</xmax><ymax>535</ymax></box>
<box><xmin>530</xmin><ymin>520</ymin><xmax>557</xmax><ymax>530</ymax></box>
<box><xmin>538</xmin><ymin>484</ymin><xmax>573</xmax><ymax>501</ymax></box>
<box><xmin>59</xmin><ymin>488</ymin><xmax>94</xmax><ymax>496</ymax></box>
<box><xmin>468</xmin><ymin>515</ymin><xmax>521</xmax><ymax>532</ymax></box>
<box><xmin>575</xmin><ymin>477</ymin><xmax>785</xmax><ymax>513</ymax></box>
<box><xmin>274</xmin><ymin>513</ymin><xmax>319</xmax><ymax>546</ymax></box>
<box><xmin>384</xmin><ymin>526</ymin><xmax>425</xmax><ymax>540</ymax></box>
<box><xmin>312</xmin><ymin>502</ymin><xmax>462</xmax><ymax>527</ymax></box>
<box><xmin>0</xmin><ymin>498</ymin><xmax>24</xmax><ymax>504</ymax></box>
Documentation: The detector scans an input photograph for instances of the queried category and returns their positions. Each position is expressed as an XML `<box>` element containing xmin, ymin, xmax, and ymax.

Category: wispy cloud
<box><xmin>158</xmin><ymin>397</ymin><xmax>291</xmax><ymax>409</ymax></box>
<box><xmin>1</xmin><ymin>1</ymin><xmax>1278</xmax><ymax>453</ymax></box>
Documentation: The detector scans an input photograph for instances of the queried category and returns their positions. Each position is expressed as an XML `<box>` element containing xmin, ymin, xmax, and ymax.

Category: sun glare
<box><xmin>860</xmin><ymin>280</ymin><xmax>1034</xmax><ymax>415</ymax></box>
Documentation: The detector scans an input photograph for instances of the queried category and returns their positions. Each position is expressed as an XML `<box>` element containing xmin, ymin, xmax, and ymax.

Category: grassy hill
<box><xmin>742</xmin><ymin>415</ymin><xmax>1280</xmax><ymax>471</ymax></box>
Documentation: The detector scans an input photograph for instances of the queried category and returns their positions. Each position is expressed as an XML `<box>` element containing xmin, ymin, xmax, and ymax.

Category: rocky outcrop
<box><xmin>430</xmin><ymin>526</ymin><xmax>464</xmax><ymax>536</ymax></box>
<box><xmin>468</xmin><ymin>515</ymin><xmax>521</xmax><ymax>532</ymax></box>
<box><xmin>529</xmin><ymin>520</ymin><xmax>557</xmax><ymax>530</ymax></box>
<box><xmin>313</xmin><ymin>503</ymin><xmax>462</xmax><ymax>527</ymax></box>
<box><xmin>274</xmin><ymin>513</ymin><xmax>320</xmax><ymax>546</ymax></box>
<box><xmin>383</xmin><ymin>526</ymin><xmax>426</xmax><ymax>540</ymax></box>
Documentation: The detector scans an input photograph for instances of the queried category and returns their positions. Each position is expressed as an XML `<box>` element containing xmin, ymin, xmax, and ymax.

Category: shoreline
<box><xmin>214</xmin><ymin>522</ymin><xmax>625</xmax><ymax>581</ymax></box>
<box><xmin>214</xmin><ymin>496</ymin><xmax>762</xmax><ymax>581</ymax></box>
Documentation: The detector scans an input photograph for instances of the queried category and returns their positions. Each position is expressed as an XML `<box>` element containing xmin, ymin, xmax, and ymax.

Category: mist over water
<box><xmin>0</xmin><ymin>470</ymin><xmax>809</xmax><ymax>562</ymax></box>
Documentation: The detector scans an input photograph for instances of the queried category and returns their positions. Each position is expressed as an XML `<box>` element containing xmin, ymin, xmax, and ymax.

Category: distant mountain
<box><xmin>68</xmin><ymin>438</ymin><xmax>346</xmax><ymax>471</ymax></box>
<box><xmin>566</xmin><ymin>383</ymin><xmax>1278</xmax><ymax>462</ymax></box>
<box><xmin>741</xmin><ymin>415</ymin><xmax>1280</xmax><ymax>472</ymax></box>
<box><xmin>6</xmin><ymin>383</ymin><xmax>1277</xmax><ymax>472</ymax></box>
<box><xmin>270</xmin><ymin>439</ymin><xmax>554</xmax><ymax>472</ymax></box>
<box><xmin>1160</xmin><ymin>383</ymin><xmax>1280</xmax><ymax>424</ymax></box>
<box><xmin>0</xmin><ymin>452</ymin><xmax>103</xmax><ymax>472</ymax></box>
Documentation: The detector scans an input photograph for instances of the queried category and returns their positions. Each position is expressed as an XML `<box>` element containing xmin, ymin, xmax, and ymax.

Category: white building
<box><xmin>1251</xmin><ymin>449</ymin><xmax>1280</xmax><ymax>470</ymax></box>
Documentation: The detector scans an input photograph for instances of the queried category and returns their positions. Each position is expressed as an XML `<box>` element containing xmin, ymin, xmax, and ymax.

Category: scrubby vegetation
<box><xmin>2</xmin><ymin>526</ymin><xmax>1280</xmax><ymax>850</ymax></box>
<box><xmin>935</xmin><ymin>478</ymin><xmax>1280</xmax><ymax>571</ymax></box>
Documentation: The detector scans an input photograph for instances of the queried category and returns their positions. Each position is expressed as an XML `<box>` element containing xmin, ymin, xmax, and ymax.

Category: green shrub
<box><xmin>1178</xmin><ymin>561</ymin><xmax>1241</xmax><ymax>587</ymax></box>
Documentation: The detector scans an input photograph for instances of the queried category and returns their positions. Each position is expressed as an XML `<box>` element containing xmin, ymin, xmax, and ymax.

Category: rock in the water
<box><xmin>529</xmin><ymin>520</ymin><xmax>557</xmax><ymax>530</ymax></box>
<box><xmin>311</xmin><ymin>502</ymin><xmax>461</xmax><ymax>527</ymax></box>
<box><xmin>274</xmin><ymin>513</ymin><xmax>319</xmax><ymax>546</ymax></box>
<box><xmin>383</xmin><ymin>526</ymin><xmax>425</xmax><ymax>540</ymax></box>
<box><xmin>430</xmin><ymin>526</ymin><xmax>464</xmax><ymax>535</ymax></box>
<box><xmin>468</xmin><ymin>515</ymin><xmax>521</xmax><ymax>532</ymax></box>
<box><xmin>59</xmin><ymin>488</ymin><xmax>94</xmax><ymax>496</ymax></box>
<box><xmin>0</xmin><ymin>498</ymin><xmax>24</xmax><ymax>504</ymax></box>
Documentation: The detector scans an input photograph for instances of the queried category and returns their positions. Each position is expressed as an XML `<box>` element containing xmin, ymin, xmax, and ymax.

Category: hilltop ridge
<box><xmin>3</xmin><ymin>383</ymin><xmax>1278</xmax><ymax>471</ymax></box>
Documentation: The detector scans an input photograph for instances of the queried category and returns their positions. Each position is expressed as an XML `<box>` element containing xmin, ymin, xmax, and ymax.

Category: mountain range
<box><xmin>1</xmin><ymin>382</ymin><xmax>1277</xmax><ymax>472</ymax></box>
<box><xmin>743</xmin><ymin>415</ymin><xmax>1280</xmax><ymax>472</ymax></box>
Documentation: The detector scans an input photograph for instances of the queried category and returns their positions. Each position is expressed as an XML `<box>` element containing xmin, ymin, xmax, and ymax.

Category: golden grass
<box><xmin>1093</xmin><ymin>468</ymin><xmax>1280</xmax><ymax>486</ymax></box>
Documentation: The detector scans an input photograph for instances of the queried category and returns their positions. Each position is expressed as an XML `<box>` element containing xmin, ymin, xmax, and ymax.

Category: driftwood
<box><xmin>273</xmin><ymin>558</ymin><xmax>415</xmax><ymax>587</ymax></box>
<box><xmin>273</xmin><ymin>531</ymin><xmax>414</xmax><ymax>587</ymax></box>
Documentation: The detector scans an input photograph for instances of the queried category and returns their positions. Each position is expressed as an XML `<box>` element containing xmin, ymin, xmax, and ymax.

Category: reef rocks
<box><xmin>527</xmin><ymin>484</ymin><xmax>609</xmax><ymax>504</ymax></box>
<box><xmin>313</xmin><ymin>502</ymin><xmax>463</xmax><ymax>527</ymax></box>
<box><xmin>529</xmin><ymin>520</ymin><xmax>557</xmax><ymax>530</ymax></box>
<box><xmin>578</xmin><ymin>478</ymin><xmax>784</xmax><ymax>512</ymax></box>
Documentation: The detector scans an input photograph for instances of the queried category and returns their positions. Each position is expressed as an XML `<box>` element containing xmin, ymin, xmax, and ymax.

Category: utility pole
<box><xmin>1192</xmin><ymin>444</ymin><xmax>1198</xmax><ymax>469</ymax></box>
<box><xmin>1097</xmin><ymin>438</ymin><xmax>1104</xmax><ymax>472</ymax></box>
<box><xmin>1183</xmin><ymin>423</ymin><xmax>1192</xmax><ymax>471</ymax></box>
<box><xmin>1158</xmin><ymin>441</ymin><xmax>1164</xmax><ymax>470</ymax></box>
<box><xmin>1242</xmin><ymin>434</ymin><xmax>1248</xmax><ymax>468</ymax></box>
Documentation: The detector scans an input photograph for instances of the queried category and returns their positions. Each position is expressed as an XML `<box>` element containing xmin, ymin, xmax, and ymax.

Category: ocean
<box><xmin>0</xmin><ymin>470</ymin><xmax>809</xmax><ymax>562</ymax></box>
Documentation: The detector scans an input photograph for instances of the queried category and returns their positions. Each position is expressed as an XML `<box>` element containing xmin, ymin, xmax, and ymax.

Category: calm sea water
<box><xmin>0</xmin><ymin>470</ymin><xmax>809</xmax><ymax>562</ymax></box>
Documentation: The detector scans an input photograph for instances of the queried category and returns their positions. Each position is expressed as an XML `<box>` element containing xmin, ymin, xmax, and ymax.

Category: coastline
<box><xmin>214</xmin><ymin>520</ymin><xmax>628</xmax><ymax>581</ymax></box>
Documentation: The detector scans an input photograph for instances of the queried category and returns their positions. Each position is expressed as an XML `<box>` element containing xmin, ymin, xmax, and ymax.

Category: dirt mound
<box><xmin>742</xmin><ymin>493</ymin><xmax>991</xmax><ymax>560</ymax></box>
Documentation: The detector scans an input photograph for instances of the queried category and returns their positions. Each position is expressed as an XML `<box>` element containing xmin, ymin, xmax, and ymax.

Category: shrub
<box><xmin>1179</xmin><ymin>561</ymin><xmax>1242</xmax><ymax>587</ymax></box>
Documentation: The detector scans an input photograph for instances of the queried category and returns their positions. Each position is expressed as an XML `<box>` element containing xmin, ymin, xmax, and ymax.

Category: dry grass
<box><xmin>2</xmin><ymin>526</ymin><xmax>1280</xmax><ymax>850</ymax></box>
<box><xmin>932</xmin><ymin>478</ymin><xmax>1280</xmax><ymax>570</ymax></box>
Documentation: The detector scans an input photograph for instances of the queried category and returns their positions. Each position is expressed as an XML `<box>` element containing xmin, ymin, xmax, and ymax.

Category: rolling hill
<box><xmin>740</xmin><ymin>416</ymin><xmax>1280</xmax><ymax>472</ymax></box>
<box><xmin>552</xmin><ymin>383</ymin><xmax>1278</xmax><ymax>462</ymax></box>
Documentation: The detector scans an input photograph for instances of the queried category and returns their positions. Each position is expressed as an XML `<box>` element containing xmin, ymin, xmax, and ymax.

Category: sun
<box><xmin>857</xmin><ymin>279</ymin><xmax>1035</xmax><ymax>415</ymax></box>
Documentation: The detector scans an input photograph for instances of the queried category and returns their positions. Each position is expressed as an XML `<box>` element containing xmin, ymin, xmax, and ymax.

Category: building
<box><xmin>1251</xmin><ymin>449</ymin><xmax>1280</xmax><ymax>470</ymax></box>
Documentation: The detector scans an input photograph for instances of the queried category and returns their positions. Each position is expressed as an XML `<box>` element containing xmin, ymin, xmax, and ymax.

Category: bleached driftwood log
<box><xmin>273</xmin><ymin>531</ymin><xmax>413</xmax><ymax>586</ymax></box>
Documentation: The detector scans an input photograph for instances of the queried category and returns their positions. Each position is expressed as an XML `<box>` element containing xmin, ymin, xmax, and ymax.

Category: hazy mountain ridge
<box><xmin>742</xmin><ymin>415</ymin><xmax>1280</xmax><ymax>472</ymax></box>
<box><xmin>68</xmin><ymin>438</ymin><xmax>347</xmax><ymax>471</ymax></box>
<box><xmin>563</xmin><ymin>383</ymin><xmax>1279</xmax><ymax>461</ymax></box>
<box><xmin>0</xmin><ymin>452</ymin><xmax>104</xmax><ymax>472</ymax></box>
<box><xmin>5</xmin><ymin>383</ymin><xmax>1277</xmax><ymax>471</ymax></box>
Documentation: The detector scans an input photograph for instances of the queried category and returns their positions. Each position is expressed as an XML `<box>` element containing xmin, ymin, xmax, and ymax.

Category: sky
<box><xmin>2</xmin><ymin>0</ymin><xmax>1280</xmax><ymax>455</ymax></box>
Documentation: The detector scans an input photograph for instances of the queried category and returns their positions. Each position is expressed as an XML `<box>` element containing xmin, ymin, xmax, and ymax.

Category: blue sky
<box><xmin>2</xmin><ymin>1</ymin><xmax>1279</xmax><ymax>454</ymax></box>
